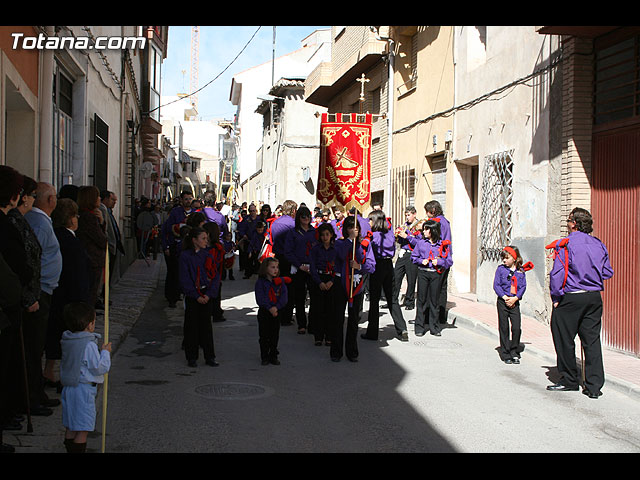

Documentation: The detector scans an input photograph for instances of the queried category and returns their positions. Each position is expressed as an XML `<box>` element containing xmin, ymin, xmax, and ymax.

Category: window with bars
<box><xmin>479</xmin><ymin>150</ymin><xmax>514</xmax><ymax>262</ymax></box>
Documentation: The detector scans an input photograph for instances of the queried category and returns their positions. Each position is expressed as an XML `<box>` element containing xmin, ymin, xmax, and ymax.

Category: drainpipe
<box><xmin>386</xmin><ymin>37</ymin><xmax>394</xmax><ymax>211</ymax></box>
<box><xmin>39</xmin><ymin>26</ymin><xmax>55</xmax><ymax>183</ymax></box>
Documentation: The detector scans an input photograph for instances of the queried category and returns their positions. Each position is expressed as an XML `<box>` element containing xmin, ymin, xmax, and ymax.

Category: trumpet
<box><xmin>395</xmin><ymin>218</ymin><xmax>426</xmax><ymax>238</ymax></box>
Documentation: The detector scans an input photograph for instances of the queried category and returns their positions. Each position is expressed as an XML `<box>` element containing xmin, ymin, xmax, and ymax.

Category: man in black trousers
<box><xmin>546</xmin><ymin>208</ymin><xmax>614</xmax><ymax>399</ymax></box>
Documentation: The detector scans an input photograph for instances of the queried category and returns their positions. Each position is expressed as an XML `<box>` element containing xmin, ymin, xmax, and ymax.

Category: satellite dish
<box><xmin>302</xmin><ymin>166</ymin><xmax>310</xmax><ymax>182</ymax></box>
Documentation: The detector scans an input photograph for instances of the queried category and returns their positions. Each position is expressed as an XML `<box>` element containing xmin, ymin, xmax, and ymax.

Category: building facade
<box><xmin>538</xmin><ymin>26</ymin><xmax>640</xmax><ymax>356</ymax></box>
<box><xmin>0</xmin><ymin>25</ymin><xmax>169</xmax><ymax>281</ymax></box>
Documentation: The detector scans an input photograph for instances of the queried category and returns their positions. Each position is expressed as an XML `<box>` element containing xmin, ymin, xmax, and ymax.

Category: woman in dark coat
<box><xmin>75</xmin><ymin>186</ymin><xmax>107</xmax><ymax>309</ymax></box>
<box><xmin>0</xmin><ymin>166</ymin><xmax>31</xmax><ymax>448</ymax></box>
<box><xmin>43</xmin><ymin>198</ymin><xmax>91</xmax><ymax>388</ymax></box>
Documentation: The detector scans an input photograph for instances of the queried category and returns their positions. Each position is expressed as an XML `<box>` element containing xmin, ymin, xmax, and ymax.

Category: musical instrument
<box><xmin>395</xmin><ymin>217</ymin><xmax>427</xmax><ymax>238</ymax></box>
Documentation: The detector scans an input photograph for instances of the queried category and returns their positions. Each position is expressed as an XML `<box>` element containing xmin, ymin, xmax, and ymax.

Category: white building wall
<box><xmin>230</xmin><ymin>29</ymin><xmax>331</xmax><ymax>187</ymax></box>
<box><xmin>451</xmin><ymin>26</ymin><xmax>561</xmax><ymax>322</ymax></box>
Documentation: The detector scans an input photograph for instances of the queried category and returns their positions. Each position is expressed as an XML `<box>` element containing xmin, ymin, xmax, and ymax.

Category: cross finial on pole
<box><xmin>357</xmin><ymin>73</ymin><xmax>370</xmax><ymax>113</ymax></box>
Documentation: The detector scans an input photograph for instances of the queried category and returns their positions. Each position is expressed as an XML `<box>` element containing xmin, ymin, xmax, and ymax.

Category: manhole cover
<box><xmin>413</xmin><ymin>339</ymin><xmax>462</xmax><ymax>349</ymax></box>
<box><xmin>193</xmin><ymin>383</ymin><xmax>273</xmax><ymax>400</ymax></box>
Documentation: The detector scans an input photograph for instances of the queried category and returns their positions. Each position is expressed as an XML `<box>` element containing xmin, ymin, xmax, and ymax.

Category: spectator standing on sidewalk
<box><xmin>546</xmin><ymin>208</ymin><xmax>614</xmax><ymax>399</ymax></box>
<box><xmin>75</xmin><ymin>186</ymin><xmax>106</xmax><ymax>311</ymax></box>
<box><xmin>24</xmin><ymin>182</ymin><xmax>63</xmax><ymax>416</ymax></box>
<box><xmin>0</xmin><ymin>166</ymin><xmax>31</xmax><ymax>450</ymax></box>
<box><xmin>60</xmin><ymin>302</ymin><xmax>111</xmax><ymax>453</ymax></box>
<box><xmin>45</xmin><ymin>198</ymin><xmax>91</xmax><ymax>391</ymax></box>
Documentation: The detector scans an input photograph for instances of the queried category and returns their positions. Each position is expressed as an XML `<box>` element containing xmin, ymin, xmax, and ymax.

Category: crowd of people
<box><xmin>0</xmin><ymin>162</ymin><xmax>614</xmax><ymax>453</ymax></box>
<box><xmin>162</xmin><ymin>189</ymin><xmax>614</xmax><ymax>403</ymax></box>
<box><xmin>0</xmin><ymin>166</ymin><xmax>123</xmax><ymax>453</ymax></box>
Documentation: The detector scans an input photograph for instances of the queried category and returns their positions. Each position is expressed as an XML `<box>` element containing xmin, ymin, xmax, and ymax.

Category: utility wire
<box><xmin>392</xmin><ymin>53</ymin><xmax>563</xmax><ymax>136</ymax></box>
<box><xmin>147</xmin><ymin>26</ymin><xmax>263</xmax><ymax>115</ymax></box>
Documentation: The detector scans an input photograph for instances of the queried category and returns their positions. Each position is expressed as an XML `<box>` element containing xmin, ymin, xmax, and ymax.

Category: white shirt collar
<box><xmin>31</xmin><ymin>206</ymin><xmax>52</xmax><ymax>223</ymax></box>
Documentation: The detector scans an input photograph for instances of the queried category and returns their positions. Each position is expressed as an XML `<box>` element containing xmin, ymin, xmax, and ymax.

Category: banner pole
<box><xmin>101</xmin><ymin>248</ymin><xmax>109</xmax><ymax>453</ymax></box>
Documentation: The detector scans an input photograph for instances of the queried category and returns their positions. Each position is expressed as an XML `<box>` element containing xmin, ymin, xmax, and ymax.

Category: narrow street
<box><xmin>97</xmin><ymin>262</ymin><xmax>640</xmax><ymax>453</ymax></box>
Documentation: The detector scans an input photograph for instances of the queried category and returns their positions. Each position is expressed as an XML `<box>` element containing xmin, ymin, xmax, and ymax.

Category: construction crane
<box><xmin>190</xmin><ymin>26</ymin><xmax>199</xmax><ymax>112</ymax></box>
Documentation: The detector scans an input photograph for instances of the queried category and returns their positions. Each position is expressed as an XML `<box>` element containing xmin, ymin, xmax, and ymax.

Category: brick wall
<box><xmin>561</xmin><ymin>35</ymin><xmax>593</xmax><ymax>230</ymax></box>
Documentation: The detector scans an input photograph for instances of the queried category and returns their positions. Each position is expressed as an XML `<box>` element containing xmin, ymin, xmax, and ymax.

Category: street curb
<box><xmin>448</xmin><ymin>308</ymin><xmax>640</xmax><ymax>401</ymax></box>
<box><xmin>94</xmin><ymin>258</ymin><xmax>162</xmax><ymax>355</ymax></box>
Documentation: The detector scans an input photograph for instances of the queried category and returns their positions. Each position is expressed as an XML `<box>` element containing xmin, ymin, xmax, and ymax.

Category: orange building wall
<box><xmin>0</xmin><ymin>26</ymin><xmax>40</xmax><ymax>97</ymax></box>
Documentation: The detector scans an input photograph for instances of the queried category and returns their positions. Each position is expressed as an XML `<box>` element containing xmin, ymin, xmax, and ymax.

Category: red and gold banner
<box><xmin>317</xmin><ymin>113</ymin><xmax>372</xmax><ymax>212</ymax></box>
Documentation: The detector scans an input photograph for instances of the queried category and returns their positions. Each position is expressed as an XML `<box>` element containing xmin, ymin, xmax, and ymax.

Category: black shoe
<box><xmin>331</xmin><ymin>357</ymin><xmax>341</xmax><ymax>362</ymax></box>
<box><xmin>512</xmin><ymin>357</ymin><xmax>520</xmax><ymax>364</ymax></box>
<box><xmin>261</xmin><ymin>359</ymin><xmax>270</xmax><ymax>366</ymax></box>
<box><xmin>42</xmin><ymin>398</ymin><xmax>60</xmax><ymax>407</ymax></box>
<box><xmin>1</xmin><ymin>419</ymin><xmax>22</xmax><ymax>431</ymax></box>
<box><xmin>187</xmin><ymin>360</ymin><xmax>197</xmax><ymax>368</ymax></box>
<box><xmin>29</xmin><ymin>405</ymin><xmax>53</xmax><ymax>416</ymax></box>
<box><xmin>400</xmin><ymin>331</ymin><xmax>409</xmax><ymax>342</ymax></box>
<box><xmin>415</xmin><ymin>332</ymin><xmax>425</xmax><ymax>337</ymax></box>
<box><xmin>504</xmin><ymin>358</ymin><xmax>514</xmax><ymax>364</ymax></box>
<box><xmin>347</xmin><ymin>357</ymin><xmax>358</xmax><ymax>362</ymax></box>
<box><xmin>582</xmin><ymin>388</ymin><xmax>602</xmax><ymax>399</ymax></box>
<box><xmin>205</xmin><ymin>359</ymin><xmax>219</xmax><ymax>367</ymax></box>
<box><xmin>546</xmin><ymin>383</ymin><xmax>579</xmax><ymax>392</ymax></box>
<box><xmin>0</xmin><ymin>443</ymin><xmax>15</xmax><ymax>453</ymax></box>
<box><xmin>360</xmin><ymin>334</ymin><xmax>377</xmax><ymax>341</ymax></box>
<box><xmin>270</xmin><ymin>358</ymin><xmax>280</xmax><ymax>365</ymax></box>
<box><xmin>430</xmin><ymin>331</ymin><xmax>442</xmax><ymax>337</ymax></box>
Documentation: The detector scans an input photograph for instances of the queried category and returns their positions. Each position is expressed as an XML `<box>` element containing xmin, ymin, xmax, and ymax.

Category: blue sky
<box><xmin>160</xmin><ymin>26</ymin><xmax>328</xmax><ymax>121</ymax></box>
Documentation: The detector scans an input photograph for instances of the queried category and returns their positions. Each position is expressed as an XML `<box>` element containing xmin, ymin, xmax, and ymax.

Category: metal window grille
<box><xmin>479</xmin><ymin>149</ymin><xmax>514</xmax><ymax>262</ymax></box>
<box><xmin>389</xmin><ymin>165</ymin><xmax>416</xmax><ymax>230</ymax></box>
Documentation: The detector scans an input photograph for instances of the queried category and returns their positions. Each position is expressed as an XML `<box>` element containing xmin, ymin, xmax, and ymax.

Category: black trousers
<box><xmin>23</xmin><ymin>292</ymin><xmax>51</xmax><ymax>407</ymax></box>
<box><xmin>164</xmin><ymin>248</ymin><xmax>181</xmax><ymax>304</ymax></box>
<box><xmin>331</xmin><ymin>289</ymin><xmax>360</xmax><ymax>360</ymax></box>
<box><xmin>496</xmin><ymin>297</ymin><xmax>523</xmax><ymax>360</ymax></box>
<box><xmin>244</xmin><ymin>252</ymin><xmax>259</xmax><ymax>278</ymax></box>
<box><xmin>550</xmin><ymin>291</ymin><xmax>605</xmax><ymax>393</ymax></box>
<box><xmin>438</xmin><ymin>268</ymin><xmax>450</xmax><ymax>323</ymax></box>
<box><xmin>393</xmin><ymin>251</ymin><xmax>418</xmax><ymax>307</ymax></box>
<box><xmin>366</xmin><ymin>258</ymin><xmax>407</xmax><ymax>338</ymax></box>
<box><xmin>211</xmin><ymin>283</ymin><xmax>224</xmax><ymax>322</ymax></box>
<box><xmin>309</xmin><ymin>274</ymin><xmax>338</xmax><ymax>342</ymax></box>
<box><xmin>292</xmin><ymin>269</ymin><xmax>313</xmax><ymax>330</ymax></box>
<box><xmin>0</xmin><ymin>312</ymin><xmax>24</xmax><ymax>424</ymax></box>
<box><xmin>183</xmin><ymin>296</ymin><xmax>215</xmax><ymax>362</ymax></box>
<box><xmin>415</xmin><ymin>269</ymin><xmax>443</xmax><ymax>335</ymax></box>
<box><xmin>275</xmin><ymin>253</ymin><xmax>294</xmax><ymax>325</ymax></box>
<box><xmin>257</xmin><ymin>307</ymin><xmax>280</xmax><ymax>362</ymax></box>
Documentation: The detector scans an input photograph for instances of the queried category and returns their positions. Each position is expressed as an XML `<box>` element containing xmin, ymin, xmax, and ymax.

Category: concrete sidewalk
<box><xmin>446</xmin><ymin>293</ymin><xmax>640</xmax><ymax>400</ymax></box>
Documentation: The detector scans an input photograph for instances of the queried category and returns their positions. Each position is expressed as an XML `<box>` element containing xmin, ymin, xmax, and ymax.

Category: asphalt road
<box><xmin>99</xmin><ymin>274</ymin><xmax>640</xmax><ymax>454</ymax></box>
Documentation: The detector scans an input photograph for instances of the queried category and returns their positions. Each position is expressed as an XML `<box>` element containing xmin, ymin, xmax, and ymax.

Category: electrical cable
<box><xmin>146</xmin><ymin>26</ymin><xmax>263</xmax><ymax>115</ymax></box>
<box><xmin>392</xmin><ymin>53</ymin><xmax>563</xmax><ymax>136</ymax></box>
